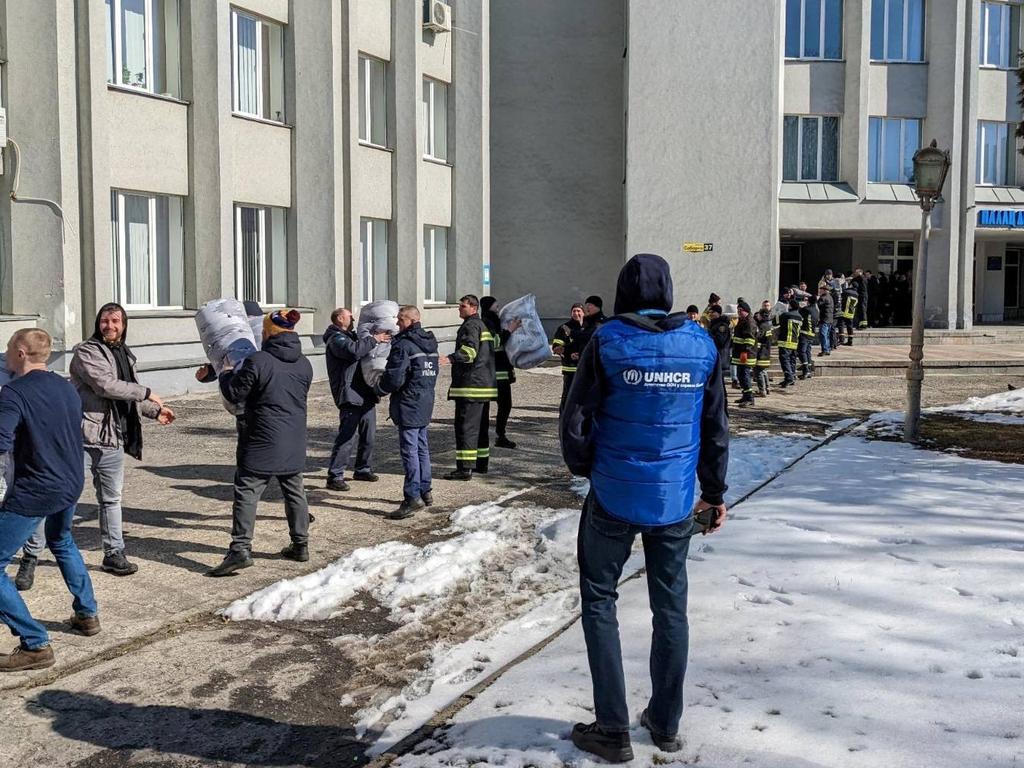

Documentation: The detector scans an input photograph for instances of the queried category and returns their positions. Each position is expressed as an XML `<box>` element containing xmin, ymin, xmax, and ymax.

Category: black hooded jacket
<box><xmin>480</xmin><ymin>301</ymin><xmax>515</xmax><ymax>384</ymax></box>
<box><xmin>220</xmin><ymin>332</ymin><xmax>313</xmax><ymax>475</ymax></box>
<box><xmin>560</xmin><ymin>253</ymin><xmax>730</xmax><ymax>507</ymax></box>
<box><xmin>324</xmin><ymin>324</ymin><xmax>378</xmax><ymax>408</ymax></box>
<box><xmin>377</xmin><ymin>323</ymin><xmax>440</xmax><ymax>428</ymax></box>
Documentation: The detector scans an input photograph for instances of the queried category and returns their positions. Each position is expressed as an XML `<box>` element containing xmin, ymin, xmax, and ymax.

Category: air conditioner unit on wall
<box><xmin>424</xmin><ymin>0</ymin><xmax>451</xmax><ymax>33</ymax></box>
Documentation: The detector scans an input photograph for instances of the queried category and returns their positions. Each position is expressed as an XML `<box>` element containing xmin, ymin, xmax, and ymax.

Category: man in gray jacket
<box><xmin>68</xmin><ymin>303</ymin><xmax>175</xmax><ymax>576</ymax></box>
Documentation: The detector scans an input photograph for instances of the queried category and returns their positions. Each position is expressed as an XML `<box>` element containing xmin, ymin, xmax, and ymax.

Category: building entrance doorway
<box><xmin>1006</xmin><ymin>248</ymin><xmax>1022</xmax><ymax>321</ymax></box>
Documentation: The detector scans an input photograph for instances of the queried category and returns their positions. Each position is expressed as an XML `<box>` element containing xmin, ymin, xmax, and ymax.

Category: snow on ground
<box><xmin>400</xmin><ymin>435</ymin><xmax>1024</xmax><ymax>768</ymax></box>
<box><xmin>930</xmin><ymin>387</ymin><xmax>1024</xmax><ymax>425</ymax></box>
<box><xmin>221</xmin><ymin>434</ymin><xmax>818</xmax><ymax>753</ymax></box>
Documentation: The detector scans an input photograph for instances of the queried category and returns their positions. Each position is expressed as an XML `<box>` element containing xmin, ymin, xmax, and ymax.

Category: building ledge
<box><xmin>975</xmin><ymin>187</ymin><xmax>1024</xmax><ymax>204</ymax></box>
<box><xmin>864</xmin><ymin>184</ymin><xmax>921</xmax><ymax>203</ymax></box>
<box><xmin>779</xmin><ymin>182</ymin><xmax>857</xmax><ymax>202</ymax></box>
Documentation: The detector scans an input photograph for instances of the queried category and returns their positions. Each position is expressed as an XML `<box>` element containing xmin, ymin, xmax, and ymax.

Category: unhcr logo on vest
<box><xmin>623</xmin><ymin>369</ymin><xmax>702</xmax><ymax>389</ymax></box>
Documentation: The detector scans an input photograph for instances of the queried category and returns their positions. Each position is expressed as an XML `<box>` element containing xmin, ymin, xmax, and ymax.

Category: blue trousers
<box><xmin>328</xmin><ymin>403</ymin><xmax>376</xmax><ymax>480</ymax></box>
<box><xmin>797</xmin><ymin>336</ymin><xmax>814</xmax><ymax>368</ymax></box>
<box><xmin>818</xmin><ymin>323</ymin><xmax>832</xmax><ymax>354</ymax></box>
<box><xmin>0</xmin><ymin>506</ymin><xmax>97</xmax><ymax>650</ymax></box>
<box><xmin>399</xmin><ymin>426</ymin><xmax>432</xmax><ymax>500</ymax></box>
<box><xmin>577</xmin><ymin>493</ymin><xmax>693</xmax><ymax>735</ymax></box>
<box><xmin>779</xmin><ymin>347</ymin><xmax>797</xmax><ymax>382</ymax></box>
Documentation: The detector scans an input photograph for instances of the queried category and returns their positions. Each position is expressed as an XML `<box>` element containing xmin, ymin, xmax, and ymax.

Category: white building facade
<box><xmin>0</xmin><ymin>0</ymin><xmax>489</xmax><ymax>390</ymax></box>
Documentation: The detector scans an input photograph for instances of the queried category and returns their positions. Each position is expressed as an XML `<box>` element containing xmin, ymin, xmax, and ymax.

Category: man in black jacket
<box><xmin>706</xmin><ymin>305</ymin><xmax>732</xmax><ymax>400</ymax></box>
<box><xmin>816</xmin><ymin>283</ymin><xmax>835</xmax><ymax>356</ymax></box>
<box><xmin>440</xmin><ymin>295</ymin><xmax>497</xmax><ymax>480</ymax></box>
<box><xmin>480</xmin><ymin>296</ymin><xmax>517</xmax><ymax>449</ymax></box>
<box><xmin>553</xmin><ymin>303</ymin><xmax>585</xmax><ymax>413</ymax></box>
<box><xmin>323</xmin><ymin>308</ymin><xmax>391</xmax><ymax>491</ymax></box>
<box><xmin>377</xmin><ymin>306</ymin><xmax>439</xmax><ymax>520</ymax></box>
<box><xmin>209</xmin><ymin>310</ymin><xmax>314</xmax><ymax>577</ymax></box>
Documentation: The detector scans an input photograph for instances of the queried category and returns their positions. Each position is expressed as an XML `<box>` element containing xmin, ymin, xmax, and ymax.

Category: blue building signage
<box><xmin>978</xmin><ymin>209</ymin><xmax>1024</xmax><ymax>228</ymax></box>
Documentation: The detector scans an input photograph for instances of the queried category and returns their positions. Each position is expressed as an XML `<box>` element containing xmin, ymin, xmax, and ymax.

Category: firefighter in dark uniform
<box><xmin>753</xmin><ymin>301</ymin><xmax>773</xmax><ymax>396</ymax></box>
<box><xmin>797</xmin><ymin>298</ymin><xmax>817</xmax><ymax>379</ymax></box>
<box><xmin>553</xmin><ymin>303</ymin><xmax>585</xmax><ymax>412</ymax></box>
<box><xmin>730</xmin><ymin>300</ymin><xmax>758</xmax><ymax>407</ymax></box>
<box><xmin>852</xmin><ymin>269</ymin><xmax>869</xmax><ymax>330</ymax></box>
<box><xmin>480</xmin><ymin>296</ymin><xmax>517</xmax><ymax>449</ymax></box>
<box><xmin>838</xmin><ymin>282</ymin><xmax>859</xmax><ymax>346</ymax></box>
<box><xmin>776</xmin><ymin>299</ymin><xmax>803</xmax><ymax>387</ymax></box>
<box><xmin>441</xmin><ymin>295</ymin><xmax>497</xmax><ymax>480</ymax></box>
<box><xmin>573</xmin><ymin>295</ymin><xmax>607</xmax><ymax>364</ymax></box>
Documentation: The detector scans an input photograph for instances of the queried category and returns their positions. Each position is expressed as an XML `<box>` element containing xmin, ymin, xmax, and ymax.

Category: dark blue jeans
<box><xmin>398</xmin><ymin>427</ymin><xmax>432</xmax><ymax>500</ymax></box>
<box><xmin>328</xmin><ymin>403</ymin><xmax>376</xmax><ymax>480</ymax></box>
<box><xmin>797</xmin><ymin>336</ymin><xmax>813</xmax><ymax>368</ymax></box>
<box><xmin>778</xmin><ymin>347</ymin><xmax>797</xmax><ymax>382</ymax></box>
<box><xmin>0</xmin><ymin>506</ymin><xmax>97</xmax><ymax>650</ymax></box>
<box><xmin>577</xmin><ymin>492</ymin><xmax>693</xmax><ymax>735</ymax></box>
<box><xmin>818</xmin><ymin>322</ymin><xmax>833</xmax><ymax>354</ymax></box>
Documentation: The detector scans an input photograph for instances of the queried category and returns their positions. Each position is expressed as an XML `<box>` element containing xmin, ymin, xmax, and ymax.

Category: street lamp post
<box><xmin>905</xmin><ymin>140</ymin><xmax>952</xmax><ymax>443</ymax></box>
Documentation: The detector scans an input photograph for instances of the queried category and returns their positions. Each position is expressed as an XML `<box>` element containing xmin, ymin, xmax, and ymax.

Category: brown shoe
<box><xmin>0</xmin><ymin>644</ymin><xmax>55</xmax><ymax>672</ymax></box>
<box><xmin>69</xmin><ymin>613</ymin><xmax>100</xmax><ymax>637</ymax></box>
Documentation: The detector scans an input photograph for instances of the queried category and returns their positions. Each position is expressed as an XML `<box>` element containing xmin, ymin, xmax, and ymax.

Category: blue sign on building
<box><xmin>978</xmin><ymin>209</ymin><xmax>1024</xmax><ymax>228</ymax></box>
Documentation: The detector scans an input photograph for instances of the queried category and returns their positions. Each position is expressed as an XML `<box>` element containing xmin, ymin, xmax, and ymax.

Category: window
<box><xmin>1006</xmin><ymin>249</ymin><xmax>1021</xmax><ymax>309</ymax></box>
<box><xmin>877</xmin><ymin>240</ymin><xmax>915</xmax><ymax>276</ymax></box>
<box><xmin>360</xmin><ymin>218</ymin><xmax>389</xmax><ymax>303</ymax></box>
<box><xmin>111</xmin><ymin>190</ymin><xmax>184</xmax><ymax>308</ymax></box>
<box><xmin>977</xmin><ymin>121</ymin><xmax>1016</xmax><ymax>186</ymax></box>
<box><xmin>359</xmin><ymin>56</ymin><xmax>388</xmax><ymax>147</ymax></box>
<box><xmin>870</xmin><ymin>0</ymin><xmax>925</xmax><ymax>62</ymax></box>
<box><xmin>231</xmin><ymin>9</ymin><xmax>285</xmax><ymax>122</ymax></box>
<box><xmin>780</xmin><ymin>244</ymin><xmax>802</xmax><ymax>289</ymax></box>
<box><xmin>424</xmin><ymin>226</ymin><xmax>448</xmax><ymax>303</ymax></box>
<box><xmin>422</xmin><ymin>78</ymin><xmax>448</xmax><ymax>161</ymax></box>
<box><xmin>105</xmin><ymin>0</ymin><xmax>181</xmax><ymax>96</ymax></box>
<box><xmin>785</xmin><ymin>0</ymin><xmax>844</xmax><ymax>59</ymax></box>
<box><xmin>868</xmin><ymin>117</ymin><xmax>921</xmax><ymax>183</ymax></box>
<box><xmin>980</xmin><ymin>2</ymin><xmax>1017</xmax><ymax>68</ymax></box>
<box><xmin>783</xmin><ymin>115</ymin><xmax>840</xmax><ymax>181</ymax></box>
<box><xmin>235</xmin><ymin>205</ymin><xmax>288</xmax><ymax>305</ymax></box>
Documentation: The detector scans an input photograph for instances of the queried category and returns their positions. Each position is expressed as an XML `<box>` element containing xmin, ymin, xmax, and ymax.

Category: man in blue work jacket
<box><xmin>561</xmin><ymin>253</ymin><xmax>729</xmax><ymax>762</ymax></box>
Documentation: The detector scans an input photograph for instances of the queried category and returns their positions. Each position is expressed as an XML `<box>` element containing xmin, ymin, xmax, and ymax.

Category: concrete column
<box><xmin>956</xmin><ymin>1</ymin><xmax>981</xmax><ymax>328</ymax></box>
<box><xmin>0</xmin><ymin>0</ymin><xmax>83</xmax><ymax>352</ymax></box>
<box><xmin>844</xmin><ymin>0</ymin><xmax>870</xmax><ymax>196</ymax></box>
<box><xmin>291</xmin><ymin>0</ymin><xmax>346</xmax><ymax>315</ymax></box>
<box><xmin>392</xmin><ymin>0</ymin><xmax>420</xmax><ymax>304</ymax></box>
<box><xmin>451</xmin><ymin>0</ymin><xmax>489</xmax><ymax>302</ymax></box>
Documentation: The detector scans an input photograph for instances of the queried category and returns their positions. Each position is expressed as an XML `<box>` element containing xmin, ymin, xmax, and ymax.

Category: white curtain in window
<box><xmin>121</xmin><ymin>0</ymin><xmax>147</xmax><ymax>87</ymax></box>
<box><xmin>124</xmin><ymin>195</ymin><xmax>151</xmax><ymax>305</ymax></box>
<box><xmin>235</xmin><ymin>13</ymin><xmax>259</xmax><ymax>114</ymax></box>
<box><xmin>373</xmin><ymin>219</ymin><xmax>389</xmax><ymax>301</ymax></box>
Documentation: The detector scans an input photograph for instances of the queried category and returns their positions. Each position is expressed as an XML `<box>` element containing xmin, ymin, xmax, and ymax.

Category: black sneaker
<box><xmin>326</xmin><ymin>477</ymin><xmax>350</xmax><ymax>492</ymax></box>
<box><xmin>443</xmin><ymin>469</ymin><xmax>473</xmax><ymax>481</ymax></box>
<box><xmin>495</xmin><ymin>435</ymin><xmax>516</xmax><ymax>449</ymax></box>
<box><xmin>353</xmin><ymin>472</ymin><xmax>379</xmax><ymax>482</ymax></box>
<box><xmin>14</xmin><ymin>555</ymin><xmax>37</xmax><ymax>591</ymax></box>
<box><xmin>640</xmin><ymin>709</ymin><xmax>683</xmax><ymax>753</ymax></box>
<box><xmin>420</xmin><ymin>491</ymin><xmax>434</xmax><ymax>507</ymax></box>
<box><xmin>101</xmin><ymin>551</ymin><xmax>138</xmax><ymax>576</ymax></box>
<box><xmin>280</xmin><ymin>543</ymin><xmax>309</xmax><ymax>562</ymax></box>
<box><xmin>389</xmin><ymin>497</ymin><xmax>425</xmax><ymax>520</ymax></box>
<box><xmin>570</xmin><ymin>722</ymin><xmax>633</xmax><ymax>763</ymax></box>
<box><xmin>207</xmin><ymin>549</ymin><xmax>254</xmax><ymax>577</ymax></box>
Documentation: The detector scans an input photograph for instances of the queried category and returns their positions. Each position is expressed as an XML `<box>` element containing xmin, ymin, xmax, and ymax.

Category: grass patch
<box><xmin>919</xmin><ymin>414</ymin><xmax>1024</xmax><ymax>464</ymax></box>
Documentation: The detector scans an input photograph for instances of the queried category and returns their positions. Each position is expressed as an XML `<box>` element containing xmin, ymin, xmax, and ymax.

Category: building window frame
<box><xmin>870</xmin><ymin>0</ymin><xmax>925</xmax><ymax>63</ymax></box>
<box><xmin>785</xmin><ymin>0</ymin><xmax>844</xmax><ymax>60</ymax></box>
<box><xmin>783</xmin><ymin>114</ymin><xmax>841</xmax><ymax>182</ymax></box>
<box><xmin>979</xmin><ymin>2</ymin><xmax>1017</xmax><ymax>69</ymax></box>
<box><xmin>422</xmin><ymin>77</ymin><xmax>449</xmax><ymax>161</ymax></box>
<box><xmin>358</xmin><ymin>54</ymin><xmax>389</xmax><ymax>148</ymax></box>
<box><xmin>106</xmin><ymin>0</ymin><xmax>181</xmax><ymax>97</ymax></box>
<box><xmin>1006</xmin><ymin>249</ymin><xmax>1021</xmax><ymax>309</ymax></box>
<box><xmin>868</xmin><ymin>116</ymin><xmax>921</xmax><ymax>183</ymax></box>
<box><xmin>111</xmin><ymin>189</ymin><xmax>185</xmax><ymax>310</ymax></box>
<box><xmin>230</xmin><ymin>7</ymin><xmax>286</xmax><ymax>123</ymax></box>
<box><xmin>423</xmin><ymin>225</ymin><xmax>449</xmax><ymax>304</ymax></box>
<box><xmin>234</xmin><ymin>203</ymin><xmax>288</xmax><ymax>306</ymax></box>
<box><xmin>360</xmin><ymin>217</ymin><xmax>390</xmax><ymax>304</ymax></box>
<box><xmin>976</xmin><ymin>120</ymin><xmax>1017</xmax><ymax>186</ymax></box>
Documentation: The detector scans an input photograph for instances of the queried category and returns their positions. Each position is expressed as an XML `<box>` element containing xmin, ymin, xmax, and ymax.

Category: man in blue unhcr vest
<box><xmin>561</xmin><ymin>253</ymin><xmax>729</xmax><ymax>762</ymax></box>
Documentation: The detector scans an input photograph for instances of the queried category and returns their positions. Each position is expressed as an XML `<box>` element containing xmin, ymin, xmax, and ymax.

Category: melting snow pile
<box><xmin>930</xmin><ymin>387</ymin><xmax>1024</xmax><ymax>425</ymax></box>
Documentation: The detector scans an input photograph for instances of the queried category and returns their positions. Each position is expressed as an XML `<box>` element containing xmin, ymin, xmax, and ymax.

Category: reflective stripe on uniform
<box><xmin>476</xmin><ymin>448</ymin><xmax>490</xmax><ymax>459</ymax></box>
<box><xmin>480</xmin><ymin>332</ymin><xmax>495</xmax><ymax>342</ymax></box>
<box><xmin>496</xmin><ymin>371</ymin><xmax>510</xmax><ymax>381</ymax></box>
<box><xmin>561</xmin><ymin>366</ymin><xmax>577</xmax><ymax>373</ymax></box>
<box><xmin>459</xmin><ymin>344</ymin><xmax>477</xmax><ymax>361</ymax></box>
<box><xmin>455</xmin><ymin>449</ymin><xmax>478</xmax><ymax>460</ymax></box>
<box><xmin>551</xmin><ymin>339</ymin><xmax>565</xmax><ymax>346</ymax></box>
<box><xmin>730</xmin><ymin>358</ymin><xmax>757</xmax><ymax>367</ymax></box>
<box><xmin>449</xmin><ymin>387</ymin><xmax>498</xmax><ymax>399</ymax></box>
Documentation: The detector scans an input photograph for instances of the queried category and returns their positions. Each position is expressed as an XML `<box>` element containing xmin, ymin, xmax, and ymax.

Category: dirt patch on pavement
<box><xmin>918</xmin><ymin>415</ymin><xmax>1024</xmax><ymax>465</ymax></box>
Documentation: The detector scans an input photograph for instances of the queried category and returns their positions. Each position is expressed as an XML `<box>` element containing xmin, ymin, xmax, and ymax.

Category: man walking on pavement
<box><xmin>64</xmin><ymin>302</ymin><xmax>175</xmax><ymax>579</ymax></box>
<box><xmin>208</xmin><ymin>310</ymin><xmax>313</xmax><ymax>577</ymax></box>
<box><xmin>377</xmin><ymin>306</ymin><xmax>440</xmax><ymax>520</ymax></box>
<box><xmin>0</xmin><ymin>330</ymin><xmax>100</xmax><ymax>672</ymax></box>
<box><xmin>441</xmin><ymin>295</ymin><xmax>497</xmax><ymax>480</ymax></box>
<box><xmin>323</xmin><ymin>308</ymin><xmax>391</xmax><ymax>491</ymax></box>
<box><xmin>561</xmin><ymin>253</ymin><xmax>729</xmax><ymax>762</ymax></box>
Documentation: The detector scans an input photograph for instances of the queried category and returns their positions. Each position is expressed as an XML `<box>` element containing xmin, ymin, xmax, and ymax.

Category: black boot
<box><xmin>737</xmin><ymin>391</ymin><xmax>755</xmax><ymax>407</ymax></box>
<box><xmin>640</xmin><ymin>709</ymin><xmax>683</xmax><ymax>753</ymax></box>
<box><xmin>798</xmin><ymin>365</ymin><xmax>807</xmax><ymax>380</ymax></box>
<box><xmin>420</xmin><ymin>491</ymin><xmax>434</xmax><ymax>507</ymax></box>
<box><xmin>570</xmin><ymin>722</ymin><xmax>634</xmax><ymax>763</ymax></box>
<box><xmin>846</xmin><ymin>338</ymin><xmax>853</xmax><ymax>346</ymax></box>
<box><xmin>207</xmin><ymin>549</ymin><xmax>254</xmax><ymax>577</ymax></box>
<box><xmin>475</xmin><ymin>458</ymin><xmax>489</xmax><ymax>475</ymax></box>
<box><xmin>101</xmin><ymin>551</ymin><xmax>138</xmax><ymax>576</ymax></box>
<box><xmin>444</xmin><ymin>464</ymin><xmax>474</xmax><ymax>481</ymax></box>
<box><xmin>14</xmin><ymin>555</ymin><xmax>37</xmax><ymax>591</ymax></box>
<box><xmin>389</xmin><ymin>497</ymin><xmax>425</xmax><ymax>520</ymax></box>
<box><xmin>495</xmin><ymin>435</ymin><xmax>516</xmax><ymax>449</ymax></box>
<box><xmin>280</xmin><ymin>543</ymin><xmax>309</xmax><ymax>562</ymax></box>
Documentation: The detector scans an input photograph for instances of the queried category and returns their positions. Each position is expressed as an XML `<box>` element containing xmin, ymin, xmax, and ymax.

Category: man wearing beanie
<box><xmin>564</xmin><ymin>295</ymin><xmax>606</xmax><ymax>388</ymax></box>
<box><xmin>209</xmin><ymin>309</ymin><xmax>313</xmax><ymax>576</ymax></box>
<box><xmin>561</xmin><ymin>254</ymin><xmax>728</xmax><ymax>761</ymax></box>
<box><xmin>552</xmin><ymin>303</ymin><xmax>585</xmax><ymax>412</ymax></box>
<box><xmin>700</xmin><ymin>292</ymin><xmax>721</xmax><ymax>328</ymax></box>
<box><xmin>730</xmin><ymin>300</ymin><xmax>759</xmax><ymax>407</ymax></box>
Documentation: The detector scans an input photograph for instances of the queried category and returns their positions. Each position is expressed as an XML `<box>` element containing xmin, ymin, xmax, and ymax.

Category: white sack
<box><xmin>357</xmin><ymin>300</ymin><xmax>400</xmax><ymax>389</ymax></box>
<box><xmin>195</xmin><ymin>299</ymin><xmax>259</xmax><ymax>375</ymax></box>
<box><xmin>498</xmin><ymin>294</ymin><xmax>550</xmax><ymax>370</ymax></box>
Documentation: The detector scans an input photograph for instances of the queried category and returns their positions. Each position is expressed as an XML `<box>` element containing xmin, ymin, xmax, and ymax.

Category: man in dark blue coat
<box><xmin>377</xmin><ymin>306</ymin><xmax>439</xmax><ymax>520</ymax></box>
<box><xmin>323</xmin><ymin>308</ymin><xmax>391</xmax><ymax>491</ymax></box>
<box><xmin>209</xmin><ymin>310</ymin><xmax>314</xmax><ymax>577</ymax></box>
<box><xmin>561</xmin><ymin>254</ymin><xmax>729</xmax><ymax>762</ymax></box>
